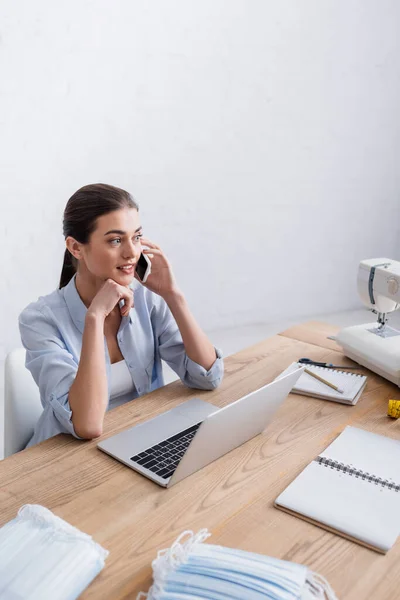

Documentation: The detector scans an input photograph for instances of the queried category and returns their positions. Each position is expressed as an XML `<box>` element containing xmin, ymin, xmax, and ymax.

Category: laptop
<box><xmin>97</xmin><ymin>368</ymin><xmax>303</xmax><ymax>487</ymax></box>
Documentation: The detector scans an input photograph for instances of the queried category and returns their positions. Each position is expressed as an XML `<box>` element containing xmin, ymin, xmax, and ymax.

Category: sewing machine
<box><xmin>336</xmin><ymin>258</ymin><xmax>400</xmax><ymax>386</ymax></box>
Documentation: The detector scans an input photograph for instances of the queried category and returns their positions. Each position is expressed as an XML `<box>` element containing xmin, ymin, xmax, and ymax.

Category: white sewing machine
<box><xmin>336</xmin><ymin>258</ymin><xmax>400</xmax><ymax>386</ymax></box>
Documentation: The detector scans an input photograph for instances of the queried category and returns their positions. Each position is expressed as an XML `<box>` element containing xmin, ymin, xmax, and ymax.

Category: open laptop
<box><xmin>97</xmin><ymin>367</ymin><xmax>303</xmax><ymax>487</ymax></box>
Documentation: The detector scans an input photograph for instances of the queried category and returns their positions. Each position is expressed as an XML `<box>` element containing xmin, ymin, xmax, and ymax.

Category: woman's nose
<box><xmin>122</xmin><ymin>240</ymin><xmax>140</xmax><ymax>260</ymax></box>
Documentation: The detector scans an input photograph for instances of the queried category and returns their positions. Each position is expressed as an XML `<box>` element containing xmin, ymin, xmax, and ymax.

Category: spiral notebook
<box><xmin>275</xmin><ymin>426</ymin><xmax>400</xmax><ymax>553</ymax></box>
<box><xmin>279</xmin><ymin>362</ymin><xmax>367</xmax><ymax>405</ymax></box>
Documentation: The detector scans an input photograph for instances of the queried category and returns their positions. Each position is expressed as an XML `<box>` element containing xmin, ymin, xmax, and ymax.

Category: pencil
<box><xmin>304</xmin><ymin>368</ymin><xmax>344</xmax><ymax>394</ymax></box>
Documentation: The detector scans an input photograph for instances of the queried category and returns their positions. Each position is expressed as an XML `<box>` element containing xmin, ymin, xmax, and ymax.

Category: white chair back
<box><xmin>4</xmin><ymin>348</ymin><xmax>43</xmax><ymax>457</ymax></box>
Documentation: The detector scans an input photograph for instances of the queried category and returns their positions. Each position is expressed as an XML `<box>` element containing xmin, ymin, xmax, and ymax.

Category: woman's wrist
<box><xmin>85</xmin><ymin>309</ymin><xmax>106</xmax><ymax>326</ymax></box>
<box><xmin>162</xmin><ymin>288</ymin><xmax>185</xmax><ymax>307</ymax></box>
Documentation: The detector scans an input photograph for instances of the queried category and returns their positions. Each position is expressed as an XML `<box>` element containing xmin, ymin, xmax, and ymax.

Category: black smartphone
<box><xmin>136</xmin><ymin>252</ymin><xmax>151</xmax><ymax>282</ymax></box>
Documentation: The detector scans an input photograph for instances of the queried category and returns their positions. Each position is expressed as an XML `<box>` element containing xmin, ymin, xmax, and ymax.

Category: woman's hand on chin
<box><xmin>87</xmin><ymin>279</ymin><xmax>134</xmax><ymax>319</ymax></box>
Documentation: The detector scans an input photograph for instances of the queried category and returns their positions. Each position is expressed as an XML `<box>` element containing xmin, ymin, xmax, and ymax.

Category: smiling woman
<box><xmin>18</xmin><ymin>183</ymin><xmax>224</xmax><ymax>448</ymax></box>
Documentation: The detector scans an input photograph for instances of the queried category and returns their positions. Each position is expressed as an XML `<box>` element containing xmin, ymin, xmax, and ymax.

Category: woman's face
<box><xmin>75</xmin><ymin>207</ymin><xmax>143</xmax><ymax>286</ymax></box>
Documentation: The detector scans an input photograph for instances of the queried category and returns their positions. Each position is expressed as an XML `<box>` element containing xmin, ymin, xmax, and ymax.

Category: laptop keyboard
<box><xmin>130</xmin><ymin>422</ymin><xmax>202</xmax><ymax>480</ymax></box>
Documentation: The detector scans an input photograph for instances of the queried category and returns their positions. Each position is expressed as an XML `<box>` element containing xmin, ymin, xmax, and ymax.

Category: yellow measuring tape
<box><xmin>388</xmin><ymin>399</ymin><xmax>400</xmax><ymax>419</ymax></box>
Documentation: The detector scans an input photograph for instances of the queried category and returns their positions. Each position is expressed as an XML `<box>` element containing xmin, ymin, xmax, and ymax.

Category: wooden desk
<box><xmin>1</xmin><ymin>322</ymin><xmax>399</xmax><ymax>599</ymax></box>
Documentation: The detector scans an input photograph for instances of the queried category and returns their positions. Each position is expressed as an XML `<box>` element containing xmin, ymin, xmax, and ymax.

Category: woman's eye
<box><xmin>110</xmin><ymin>238</ymin><xmax>121</xmax><ymax>245</ymax></box>
<box><xmin>134</xmin><ymin>234</ymin><xmax>143</xmax><ymax>243</ymax></box>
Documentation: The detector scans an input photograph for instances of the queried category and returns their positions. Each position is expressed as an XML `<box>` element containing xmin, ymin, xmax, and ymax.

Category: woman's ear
<box><xmin>65</xmin><ymin>236</ymin><xmax>83</xmax><ymax>261</ymax></box>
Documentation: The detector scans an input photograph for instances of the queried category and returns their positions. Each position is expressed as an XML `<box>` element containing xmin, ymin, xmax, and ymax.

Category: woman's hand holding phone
<box><xmin>135</xmin><ymin>237</ymin><xmax>179</xmax><ymax>299</ymax></box>
<box><xmin>87</xmin><ymin>279</ymin><xmax>134</xmax><ymax>320</ymax></box>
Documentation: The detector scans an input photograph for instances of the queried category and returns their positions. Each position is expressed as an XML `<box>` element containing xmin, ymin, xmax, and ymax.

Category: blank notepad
<box><xmin>278</xmin><ymin>362</ymin><xmax>367</xmax><ymax>405</ymax></box>
<box><xmin>275</xmin><ymin>427</ymin><xmax>400</xmax><ymax>553</ymax></box>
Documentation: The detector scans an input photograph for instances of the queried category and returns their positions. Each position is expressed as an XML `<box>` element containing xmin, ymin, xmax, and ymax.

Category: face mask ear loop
<box><xmin>303</xmin><ymin>572</ymin><xmax>339</xmax><ymax>600</ymax></box>
<box><xmin>136</xmin><ymin>529</ymin><xmax>211</xmax><ymax>600</ymax></box>
<box><xmin>16</xmin><ymin>505</ymin><xmax>109</xmax><ymax>560</ymax></box>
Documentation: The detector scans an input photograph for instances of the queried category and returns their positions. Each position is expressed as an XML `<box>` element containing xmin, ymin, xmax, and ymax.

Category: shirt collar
<box><xmin>63</xmin><ymin>274</ymin><xmax>88</xmax><ymax>334</ymax></box>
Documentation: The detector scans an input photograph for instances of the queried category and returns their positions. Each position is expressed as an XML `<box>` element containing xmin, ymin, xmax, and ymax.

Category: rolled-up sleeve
<box><xmin>19</xmin><ymin>305</ymin><xmax>80</xmax><ymax>438</ymax></box>
<box><xmin>151</xmin><ymin>296</ymin><xmax>224</xmax><ymax>390</ymax></box>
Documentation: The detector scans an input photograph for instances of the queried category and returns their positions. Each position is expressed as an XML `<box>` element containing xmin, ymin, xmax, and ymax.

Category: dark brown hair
<box><xmin>59</xmin><ymin>183</ymin><xmax>139</xmax><ymax>288</ymax></box>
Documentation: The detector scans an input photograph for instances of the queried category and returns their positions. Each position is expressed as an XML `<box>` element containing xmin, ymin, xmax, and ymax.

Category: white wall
<box><xmin>1</xmin><ymin>0</ymin><xmax>400</xmax><ymax>366</ymax></box>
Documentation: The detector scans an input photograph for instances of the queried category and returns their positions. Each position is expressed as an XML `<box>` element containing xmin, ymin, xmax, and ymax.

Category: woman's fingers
<box><xmin>118</xmin><ymin>285</ymin><xmax>134</xmax><ymax>316</ymax></box>
<box><xmin>140</xmin><ymin>238</ymin><xmax>164</xmax><ymax>263</ymax></box>
<box><xmin>142</xmin><ymin>248</ymin><xmax>168</xmax><ymax>266</ymax></box>
<box><xmin>90</xmin><ymin>279</ymin><xmax>134</xmax><ymax>319</ymax></box>
<box><xmin>140</xmin><ymin>237</ymin><xmax>161</xmax><ymax>250</ymax></box>
<box><xmin>142</xmin><ymin>248</ymin><xmax>162</xmax><ymax>257</ymax></box>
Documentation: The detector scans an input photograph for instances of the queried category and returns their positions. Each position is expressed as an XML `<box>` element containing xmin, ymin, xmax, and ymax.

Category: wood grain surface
<box><xmin>0</xmin><ymin>322</ymin><xmax>398</xmax><ymax>599</ymax></box>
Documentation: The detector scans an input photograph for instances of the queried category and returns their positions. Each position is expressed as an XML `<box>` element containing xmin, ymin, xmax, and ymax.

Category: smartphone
<box><xmin>135</xmin><ymin>252</ymin><xmax>151</xmax><ymax>283</ymax></box>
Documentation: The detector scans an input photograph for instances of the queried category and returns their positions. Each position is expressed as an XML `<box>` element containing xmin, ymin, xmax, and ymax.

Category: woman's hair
<box><xmin>59</xmin><ymin>183</ymin><xmax>139</xmax><ymax>289</ymax></box>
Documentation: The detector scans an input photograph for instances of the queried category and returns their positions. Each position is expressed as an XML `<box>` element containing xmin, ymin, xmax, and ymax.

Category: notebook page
<box><xmin>293</xmin><ymin>364</ymin><xmax>366</xmax><ymax>401</ymax></box>
<box><xmin>320</xmin><ymin>426</ymin><xmax>400</xmax><ymax>484</ymax></box>
<box><xmin>275</xmin><ymin>460</ymin><xmax>398</xmax><ymax>552</ymax></box>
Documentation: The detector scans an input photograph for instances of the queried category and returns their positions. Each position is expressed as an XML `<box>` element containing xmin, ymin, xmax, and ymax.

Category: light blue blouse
<box><xmin>19</xmin><ymin>276</ymin><xmax>224</xmax><ymax>448</ymax></box>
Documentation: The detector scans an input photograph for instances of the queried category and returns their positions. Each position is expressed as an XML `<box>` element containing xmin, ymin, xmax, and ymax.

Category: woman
<box><xmin>19</xmin><ymin>184</ymin><xmax>223</xmax><ymax>448</ymax></box>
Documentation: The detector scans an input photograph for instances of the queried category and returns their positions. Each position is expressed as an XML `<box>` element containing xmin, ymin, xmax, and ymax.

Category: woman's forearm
<box><xmin>163</xmin><ymin>291</ymin><xmax>216</xmax><ymax>370</ymax></box>
<box><xmin>69</xmin><ymin>312</ymin><xmax>108</xmax><ymax>438</ymax></box>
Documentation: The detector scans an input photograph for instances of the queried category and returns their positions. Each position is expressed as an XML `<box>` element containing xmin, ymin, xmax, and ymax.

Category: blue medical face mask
<box><xmin>137</xmin><ymin>530</ymin><xmax>338</xmax><ymax>600</ymax></box>
<box><xmin>0</xmin><ymin>505</ymin><xmax>108</xmax><ymax>600</ymax></box>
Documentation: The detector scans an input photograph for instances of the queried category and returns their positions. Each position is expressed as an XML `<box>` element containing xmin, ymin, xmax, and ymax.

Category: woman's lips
<box><xmin>117</xmin><ymin>265</ymin><xmax>134</xmax><ymax>274</ymax></box>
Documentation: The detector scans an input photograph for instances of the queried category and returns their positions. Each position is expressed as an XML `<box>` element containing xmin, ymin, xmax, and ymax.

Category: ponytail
<box><xmin>59</xmin><ymin>249</ymin><xmax>76</xmax><ymax>289</ymax></box>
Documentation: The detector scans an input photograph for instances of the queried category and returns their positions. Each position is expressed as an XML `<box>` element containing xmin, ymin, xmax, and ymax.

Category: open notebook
<box><xmin>275</xmin><ymin>427</ymin><xmax>400</xmax><ymax>553</ymax></box>
<box><xmin>278</xmin><ymin>362</ymin><xmax>367</xmax><ymax>405</ymax></box>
